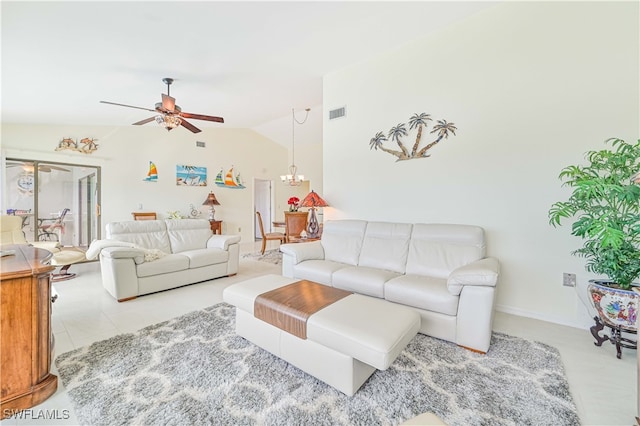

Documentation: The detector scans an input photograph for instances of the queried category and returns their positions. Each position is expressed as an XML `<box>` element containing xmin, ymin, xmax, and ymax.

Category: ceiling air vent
<box><xmin>196</xmin><ymin>141</ymin><xmax>206</xmax><ymax>148</ymax></box>
<box><xmin>329</xmin><ymin>106</ymin><xmax>346</xmax><ymax>121</ymax></box>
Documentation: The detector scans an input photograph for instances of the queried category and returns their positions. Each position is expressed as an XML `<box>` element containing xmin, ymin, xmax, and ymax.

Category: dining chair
<box><xmin>284</xmin><ymin>211</ymin><xmax>308</xmax><ymax>243</ymax></box>
<box><xmin>38</xmin><ymin>208</ymin><xmax>70</xmax><ymax>242</ymax></box>
<box><xmin>256</xmin><ymin>211</ymin><xmax>286</xmax><ymax>254</ymax></box>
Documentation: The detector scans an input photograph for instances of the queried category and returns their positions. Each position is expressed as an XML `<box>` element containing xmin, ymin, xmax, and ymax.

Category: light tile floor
<box><xmin>1</xmin><ymin>240</ymin><xmax>636</xmax><ymax>425</ymax></box>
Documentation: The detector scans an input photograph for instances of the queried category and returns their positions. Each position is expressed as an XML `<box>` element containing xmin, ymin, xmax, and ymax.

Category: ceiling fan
<box><xmin>100</xmin><ymin>78</ymin><xmax>224</xmax><ymax>133</ymax></box>
<box><xmin>6</xmin><ymin>161</ymin><xmax>70</xmax><ymax>173</ymax></box>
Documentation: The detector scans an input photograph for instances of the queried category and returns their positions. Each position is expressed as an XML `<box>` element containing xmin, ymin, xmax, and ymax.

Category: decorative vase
<box><xmin>587</xmin><ymin>279</ymin><xmax>638</xmax><ymax>359</ymax></box>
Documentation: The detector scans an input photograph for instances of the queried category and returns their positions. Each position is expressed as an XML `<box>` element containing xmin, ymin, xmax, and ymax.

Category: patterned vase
<box><xmin>588</xmin><ymin>280</ymin><xmax>639</xmax><ymax>332</ymax></box>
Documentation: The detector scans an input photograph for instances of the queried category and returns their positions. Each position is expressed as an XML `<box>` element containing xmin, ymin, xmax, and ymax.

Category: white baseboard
<box><xmin>495</xmin><ymin>304</ymin><xmax>594</xmax><ymax>331</ymax></box>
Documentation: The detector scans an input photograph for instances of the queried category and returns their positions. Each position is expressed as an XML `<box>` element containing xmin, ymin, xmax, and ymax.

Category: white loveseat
<box><xmin>97</xmin><ymin>219</ymin><xmax>240</xmax><ymax>301</ymax></box>
<box><xmin>280</xmin><ymin>220</ymin><xmax>500</xmax><ymax>353</ymax></box>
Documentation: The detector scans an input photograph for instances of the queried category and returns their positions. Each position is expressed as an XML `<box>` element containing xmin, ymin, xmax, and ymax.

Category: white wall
<box><xmin>1</xmin><ymin>124</ymin><xmax>313</xmax><ymax>244</ymax></box>
<box><xmin>323</xmin><ymin>2</ymin><xmax>639</xmax><ymax>328</ymax></box>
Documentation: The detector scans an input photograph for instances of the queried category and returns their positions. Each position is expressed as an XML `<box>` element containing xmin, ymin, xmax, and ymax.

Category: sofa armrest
<box><xmin>207</xmin><ymin>234</ymin><xmax>241</xmax><ymax>251</ymax></box>
<box><xmin>447</xmin><ymin>257</ymin><xmax>500</xmax><ymax>295</ymax></box>
<box><xmin>280</xmin><ymin>241</ymin><xmax>325</xmax><ymax>265</ymax></box>
<box><xmin>100</xmin><ymin>247</ymin><xmax>146</xmax><ymax>265</ymax></box>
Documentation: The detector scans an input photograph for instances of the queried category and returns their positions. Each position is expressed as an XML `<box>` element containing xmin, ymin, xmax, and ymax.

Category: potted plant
<box><xmin>548</xmin><ymin>137</ymin><xmax>640</xmax><ymax>358</ymax></box>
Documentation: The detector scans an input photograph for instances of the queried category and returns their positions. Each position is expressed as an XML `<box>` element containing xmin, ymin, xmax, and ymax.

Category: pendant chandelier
<box><xmin>281</xmin><ymin>107</ymin><xmax>310</xmax><ymax>186</ymax></box>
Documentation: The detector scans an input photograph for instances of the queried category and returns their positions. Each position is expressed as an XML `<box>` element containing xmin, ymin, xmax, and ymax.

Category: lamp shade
<box><xmin>202</xmin><ymin>192</ymin><xmax>220</xmax><ymax>206</ymax></box>
<box><xmin>300</xmin><ymin>190</ymin><xmax>328</xmax><ymax>208</ymax></box>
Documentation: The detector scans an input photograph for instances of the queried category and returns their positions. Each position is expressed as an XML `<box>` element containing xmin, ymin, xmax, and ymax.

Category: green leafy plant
<box><xmin>548</xmin><ymin>138</ymin><xmax>640</xmax><ymax>290</ymax></box>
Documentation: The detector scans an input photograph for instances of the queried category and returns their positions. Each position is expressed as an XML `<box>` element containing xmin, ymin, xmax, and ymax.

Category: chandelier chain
<box><xmin>291</xmin><ymin>108</ymin><xmax>310</xmax><ymax>166</ymax></box>
<box><xmin>281</xmin><ymin>107</ymin><xmax>310</xmax><ymax>186</ymax></box>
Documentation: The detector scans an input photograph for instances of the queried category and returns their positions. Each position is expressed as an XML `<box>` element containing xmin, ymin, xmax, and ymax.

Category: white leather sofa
<box><xmin>98</xmin><ymin>219</ymin><xmax>240</xmax><ymax>301</ymax></box>
<box><xmin>280</xmin><ymin>220</ymin><xmax>500</xmax><ymax>353</ymax></box>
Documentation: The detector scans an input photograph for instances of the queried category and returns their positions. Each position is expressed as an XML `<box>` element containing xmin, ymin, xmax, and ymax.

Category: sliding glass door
<box><xmin>78</xmin><ymin>172</ymin><xmax>98</xmax><ymax>246</ymax></box>
<box><xmin>4</xmin><ymin>158</ymin><xmax>101</xmax><ymax>247</ymax></box>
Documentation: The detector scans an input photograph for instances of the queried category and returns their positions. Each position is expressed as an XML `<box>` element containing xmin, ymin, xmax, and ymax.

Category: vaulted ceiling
<box><xmin>1</xmin><ymin>1</ymin><xmax>496</xmax><ymax>144</ymax></box>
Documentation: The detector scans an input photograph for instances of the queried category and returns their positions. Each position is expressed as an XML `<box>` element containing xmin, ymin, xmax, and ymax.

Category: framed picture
<box><xmin>176</xmin><ymin>165</ymin><xmax>207</xmax><ymax>186</ymax></box>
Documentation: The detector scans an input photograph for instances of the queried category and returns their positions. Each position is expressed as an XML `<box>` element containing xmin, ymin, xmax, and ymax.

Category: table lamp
<box><xmin>202</xmin><ymin>192</ymin><xmax>220</xmax><ymax>220</ymax></box>
<box><xmin>299</xmin><ymin>190</ymin><xmax>329</xmax><ymax>238</ymax></box>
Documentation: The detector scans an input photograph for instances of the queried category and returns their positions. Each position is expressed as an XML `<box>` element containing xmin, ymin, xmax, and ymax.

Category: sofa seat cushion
<box><xmin>180</xmin><ymin>248</ymin><xmax>228</xmax><ymax>268</ymax></box>
<box><xmin>332</xmin><ymin>266</ymin><xmax>400</xmax><ymax>299</ymax></box>
<box><xmin>293</xmin><ymin>260</ymin><xmax>349</xmax><ymax>285</ymax></box>
<box><xmin>385</xmin><ymin>274</ymin><xmax>459</xmax><ymax>316</ymax></box>
<box><xmin>136</xmin><ymin>253</ymin><xmax>189</xmax><ymax>278</ymax></box>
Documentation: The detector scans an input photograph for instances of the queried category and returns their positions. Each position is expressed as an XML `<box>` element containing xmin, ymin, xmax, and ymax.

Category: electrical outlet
<box><xmin>563</xmin><ymin>272</ymin><xmax>576</xmax><ymax>287</ymax></box>
<box><xmin>138</xmin><ymin>203</ymin><xmax>143</xmax><ymax>210</ymax></box>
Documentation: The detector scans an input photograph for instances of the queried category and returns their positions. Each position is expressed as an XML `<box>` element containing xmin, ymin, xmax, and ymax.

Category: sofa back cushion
<box><xmin>358</xmin><ymin>222</ymin><xmax>412</xmax><ymax>273</ymax></box>
<box><xmin>165</xmin><ymin>219</ymin><xmax>212</xmax><ymax>253</ymax></box>
<box><xmin>106</xmin><ymin>220</ymin><xmax>172</xmax><ymax>253</ymax></box>
<box><xmin>321</xmin><ymin>220</ymin><xmax>367</xmax><ymax>265</ymax></box>
<box><xmin>406</xmin><ymin>224</ymin><xmax>486</xmax><ymax>278</ymax></box>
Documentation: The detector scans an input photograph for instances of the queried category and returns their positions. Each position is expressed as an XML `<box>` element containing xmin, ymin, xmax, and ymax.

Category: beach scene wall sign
<box><xmin>176</xmin><ymin>165</ymin><xmax>207</xmax><ymax>186</ymax></box>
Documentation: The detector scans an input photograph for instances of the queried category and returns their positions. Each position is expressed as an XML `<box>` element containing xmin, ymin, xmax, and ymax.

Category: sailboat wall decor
<box><xmin>143</xmin><ymin>161</ymin><xmax>158</xmax><ymax>182</ymax></box>
<box><xmin>215</xmin><ymin>166</ymin><xmax>245</xmax><ymax>189</ymax></box>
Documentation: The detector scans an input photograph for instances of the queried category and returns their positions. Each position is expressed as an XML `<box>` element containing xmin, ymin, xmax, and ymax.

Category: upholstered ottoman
<box><xmin>223</xmin><ymin>274</ymin><xmax>420</xmax><ymax>396</ymax></box>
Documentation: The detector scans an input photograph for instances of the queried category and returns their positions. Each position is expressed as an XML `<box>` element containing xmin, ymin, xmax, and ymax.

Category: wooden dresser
<box><xmin>0</xmin><ymin>244</ymin><xmax>57</xmax><ymax>419</ymax></box>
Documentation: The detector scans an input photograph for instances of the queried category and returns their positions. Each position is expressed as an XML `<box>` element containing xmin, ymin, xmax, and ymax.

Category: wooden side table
<box><xmin>209</xmin><ymin>220</ymin><xmax>222</xmax><ymax>234</ymax></box>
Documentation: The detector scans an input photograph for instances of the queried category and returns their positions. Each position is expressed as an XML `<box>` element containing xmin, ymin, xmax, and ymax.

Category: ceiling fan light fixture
<box><xmin>155</xmin><ymin>114</ymin><xmax>181</xmax><ymax>131</ymax></box>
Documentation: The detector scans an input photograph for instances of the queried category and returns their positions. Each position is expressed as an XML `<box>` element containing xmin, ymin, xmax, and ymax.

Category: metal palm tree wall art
<box><xmin>369</xmin><ymin>112</ymin><xmax>457</xmax><ymax>161</ymax></box>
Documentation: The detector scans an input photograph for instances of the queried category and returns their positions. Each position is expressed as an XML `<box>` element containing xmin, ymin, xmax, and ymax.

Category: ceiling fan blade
<box><xmin>100</xmin><ymin>101</ymin><xmax>156</xmax><ymax>112</ymax></box>
<box><xmin>179</xmin><ymin>118</ymin><xmax>201</xmax><ymax>133</ymax></box>
<box><xmin>6</xmin><ymin>161</ymin><xmax>69</xmax><ymax>173</ymax></box>
<box><xmin>162</xmin><ymin>94</ymin><xmax>176</xmax><ymax>112</ymax></box>
<box><xmin>41</xmin><ymin>165</ymin><xmax>70</xmax><ymax>172</ymax></box>
<box><xmin>132</xmin><ymin>116</ymin><xmax>156</xmax><ymax>126</ymax></box>
<box><xmin>180</xmin><ymin>112</ymin><xmax>224</xmax><ymax>123</ymax></box>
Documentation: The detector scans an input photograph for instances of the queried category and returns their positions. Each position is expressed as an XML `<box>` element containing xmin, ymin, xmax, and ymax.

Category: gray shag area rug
<box><xmin>241</xmin><ymin>248</ymin><xmax>282</xmax><ymax>265</ymax></box>
<box><xmin>56</xmin><ymin>303</ymin><xmax>580</xmax><ymax>426</ymax></box>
